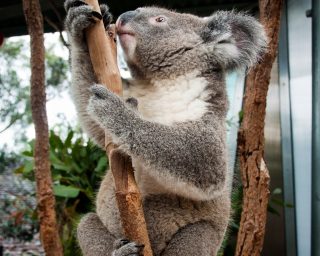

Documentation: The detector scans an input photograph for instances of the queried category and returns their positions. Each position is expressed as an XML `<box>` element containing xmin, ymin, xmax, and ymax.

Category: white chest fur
<box><xmin>124</xmin><ymin>71</ymin><xmax>211</xmax><ymax>125</ymax></box>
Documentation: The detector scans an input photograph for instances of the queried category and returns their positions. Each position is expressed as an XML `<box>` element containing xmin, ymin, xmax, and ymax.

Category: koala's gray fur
<box><xmin>64</xmin><ymin>1</ymin><xmax>267</xmax><ymax>255</ymax></box>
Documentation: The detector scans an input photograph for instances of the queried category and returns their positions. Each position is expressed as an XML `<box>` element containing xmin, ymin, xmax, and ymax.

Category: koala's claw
<box><xmin>65</xmin><ymin>0</ymin><xmax>112</xmax><ymax>34</ymax></box>
<box><xmin>112</xmin><ymin>239</ymin><xmax>144</xmax><ymax>256</ymax></box>
<box><xmin>65</xmin><ymin>0</ymin><xmax>112</xmax><ymax>40</ymax></box>
<box><xmin>90</xmin><ymin>84</ymin><xmax>109</xmax><ymax>100</ymax></box>
<box><xmin>113</xmin><ymin>238</ymin><xmax>131</xmax><ymax>249</ymax></box>
<box><xmin>100</xmin><ymin>4</ymin><xmax>113</xmax><ymax>28</ymax></box>
<box><xmin>91</xmin><ymin>11</ymin><xmax>103</xmax><ymax>20</ymax></box>
<box><xmin>125</xmin><ymin>97</ymin><xmax>139</xmax><ymax>110</ymax></box>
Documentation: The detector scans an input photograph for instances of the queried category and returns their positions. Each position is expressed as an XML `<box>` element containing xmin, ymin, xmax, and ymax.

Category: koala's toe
<box><xmin>113</xmin><ymin>238</ymin><xmax>130</xmax><ymax>250</ymax></box>
<box><xmin>112</xmin><ymin>240</ymin><xmax>145</xmax><ymax>256</ymax></box>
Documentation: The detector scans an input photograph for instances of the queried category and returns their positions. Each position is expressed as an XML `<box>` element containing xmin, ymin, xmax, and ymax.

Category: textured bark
<box><xmin>84</xmin><ymin>0</ymin><xmax>122</xmax><ymax>95</ymax></box>
<box><xmin>84</xmin><ymin>1</ymin><xmax>153</xmax><ymax>255</ymax></box>
<box><xmin>22</xmin><ymin>0</ymin><xmax>63</xmax><ymax>255</ymax></box>
<box><xmin>235</xmin><ymin>0</ymin><xmax>283</xmax><ymax>255</ymax></box>
<box><xmin>110</xmin><ymin>150</ymin><xmax>153</xmax><ymax>256</ymax></box>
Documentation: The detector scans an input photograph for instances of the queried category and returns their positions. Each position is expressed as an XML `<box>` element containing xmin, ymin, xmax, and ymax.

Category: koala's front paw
<box><xmin>87</xmin><ymin>84</ymin><xmax>125</xmax><ymax>130</ymax></box>
<box><xmin>64</xmin><ymin>0</ymin><xmax>112</xmax><ymax>40</ymax></box>
<box><xmin>112</xmin><ymin>238</ymin><xmax>144</xmax><ymax>256</ymax></box>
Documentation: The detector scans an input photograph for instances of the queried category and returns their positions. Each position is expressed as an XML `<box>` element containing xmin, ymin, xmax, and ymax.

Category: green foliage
<box><xmin>0</xmin><ymin>37</ymin><xmax>70</xmax><ymax>146</ymax></box>
<box><xmin>0</xmin><ymin>197</ymin><xmax>38</xmax><ymax>241</ymax></box>
<box><xmin>46</xmin><ymin>47</ymin><xmax>69</xmax><ymax>89</ymax></box>
<box><xmin>0</xmin><ymin>149</ymin><xmax>21</xmax><ymax>174</ymax></box>
<box><xmin>0</xmin><ymin>40</ymin><xmax>31</xmax><ymax>144</ymax></box>
<box><xmin>238</xmin><ymin>110</ymin><xmax>244</xmax><ymax>124</ymax></box>
<box><xmin>15</xmin><ymin>128</ymin><xmax>108</xmax><ymax>254</ymax></box>
<box><xmin>218</xmin><ymin>184</ymin><xmax>243</xmax><ymax>256</ymax></box>
<box><xmin>0</xmin><ymin>174</ymin><xmax>38</xmax><ymax>241</ymax></box>
<box><xmin>268</xmin><ymin>188</ymin><xmax>294</xmax><ymax>216</ymax></box>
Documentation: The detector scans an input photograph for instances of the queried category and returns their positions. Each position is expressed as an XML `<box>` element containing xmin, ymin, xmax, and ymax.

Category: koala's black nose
<box><xmin>118</xmin><ymin>11</ymin><xmax>136</xmax><ymax>26</ymax></box>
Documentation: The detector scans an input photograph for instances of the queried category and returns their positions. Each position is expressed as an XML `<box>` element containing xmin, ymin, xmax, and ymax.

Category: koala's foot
<box><xmin>64</xmin><ymin>0</ymin><xmax>112</xmax><ymax>43</ymax></box>
<box><xmin>77</xmin><ymin>213</ymin><xmax>116</xmax><ymax>255</ymax></box>
<box><xmin>112</xmin><ymin>238</ymin><xmax>145</xmax><ymax>256</ymax></box>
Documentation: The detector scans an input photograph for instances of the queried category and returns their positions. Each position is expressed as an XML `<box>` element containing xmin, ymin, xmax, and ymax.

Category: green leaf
<box><xmin>14</xmin><ymin>165</ymin><xmax>24</xmax><ymax>174</ymax></box>
<box><xmin>271</xmin><ymin>198</ymin><xmax>286</xmax><ymax>207</ymax></box>
<box><xmin>52</xmin><ymin>174</ymin><xmax>62</xmax><ymax>182</ymax></box>
<box><xmin>238</xmin><ymin>110</ymin><xmax>244</xmax><ymax>124</ymax></box>
<box><xmin>21</xmin><ymin>150</ymin><xmax>33</xmax><ymax>157</ymax></box>
<box><xmin>71</xmin><ymin>161</ymin><xmax>83</xmax><ymax>174</ymax></box>
<box><xmin>49</xmin><ymin>150</ymin><xmax>70</xmax><ymax>172</ymax></box>
<box><xmin>80</xmin><ymin>148</ymin><xmax>87</xmax><ymax>158</ymax></box>
<box><xmin>53</xmin><ymin>185</ymin><xmax>80</xmax><ymax>198</ymax></box>
<box><xmin>285</xmin><ymin>203</ymin><xmax>294</xmax><ymax>208</ymax></box>
<box><xmin>267</xmin><ymin>204</ymin><xmax>280</xmax><ymax>216</ymax></box>
<box><xmin>52</xmin><ymin>163</ymin><xmax>70</xmax><ymax>172</ymax></box>
<box><xmin>49</xmin><ymin>150</ymin><xmax>60</xmax><ymax>163</ymax></box>
<box><xmin>272</xmin><ymin>188</ymin><xmax>282</xmax><ymax>195</ymax></box>
<box><xmin>65</xmin><ymin>130</ymin><xmax>74</xmax><ymax>148</ymax></box>
<box><xmin>94</xmin><ymin>157</ymin><xmax>108</xmax><ymax>173</ymax></box>
<box><xmin>229</xmin><ymin>221</ymin><xmax>240</xmax><ymax>230</ymax></box>
<box><xmin>50</xmin><ymin>131</ymin><xmax>64</xmax><ymax>150</ymax></box>
<box><xmin>23</xmin><ymin>161</ymin><xmax>34</xmax><ymax>174</ymax></box>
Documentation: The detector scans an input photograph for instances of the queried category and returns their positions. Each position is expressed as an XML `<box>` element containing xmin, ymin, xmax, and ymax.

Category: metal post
<box><xmin>279</xmin><ymin>2</ymin><xmax>297</xmax><ymax>255</ymax></box>
<box><xmin>311</xmin><ymin>0</ymin><xmax>320</xmax><ymax>255</ymax></box>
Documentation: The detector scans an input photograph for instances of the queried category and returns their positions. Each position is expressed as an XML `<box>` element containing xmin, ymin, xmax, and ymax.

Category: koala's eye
<box><xmin>155</xmin><ymin>16</ymin><xmax>166</xmax><ymax>23</ymax></box>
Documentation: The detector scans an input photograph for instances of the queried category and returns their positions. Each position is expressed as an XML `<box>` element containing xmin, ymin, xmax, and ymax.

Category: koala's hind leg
<box><xmin>77</xmin><ymin>213</ymin><xmax>144</xmax><ymax>256</ymax></box>
<box><xmin>160</xmin><ymin>221</ymin><xmax>224</xmax><ymax>256</ymax></box>
<box><xmin>77</xmin><ymin>213</ymin><xmax>115</xmax><ymax>256</ymax></box>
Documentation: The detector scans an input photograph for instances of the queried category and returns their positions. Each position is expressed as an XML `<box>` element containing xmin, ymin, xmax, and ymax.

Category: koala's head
<box><xmin>116</xmin><ymin>7</ymin><xmax>267</xmax><ymax>79</ymax></box>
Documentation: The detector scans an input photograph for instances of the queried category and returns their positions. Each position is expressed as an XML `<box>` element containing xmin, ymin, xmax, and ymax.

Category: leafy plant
<box><xmin>218</xmin><ymin>184</ymin><xmax>243</xmax><ymax>256</ymax></box>
<box><xmin>15</xmin><ymin>128</ymin><xmax>108</xmax><ymax>254</ymax></box>
<box><xmin>268</xmin><ymin>188</ymin><xmax>294</xmax><ymax>216</ymax></box>
<box><xmin>0</xmin><ymin>175</ymin><xmax>38</xmax><ymax>241</ymax></box>
<box><xmin>0</xmin><ymin>37</ymin><xmax>70</xmax><ymax>146</ymax></box>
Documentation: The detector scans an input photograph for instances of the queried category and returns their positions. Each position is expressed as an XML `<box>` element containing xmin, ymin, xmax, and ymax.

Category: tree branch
<box><xmin>235</xmin><ymin>0</ymin><xmax>283</xmax><ymax>255</ymax></box>
<box><xmin>22</xmin><ymin>0</ymin><xmax>63</xmax><ymax>255</ymax></box>
<box><xmin>44</xmin><ymin>16</ymin><xmax>68</xmax><ymax>47</ymax></box>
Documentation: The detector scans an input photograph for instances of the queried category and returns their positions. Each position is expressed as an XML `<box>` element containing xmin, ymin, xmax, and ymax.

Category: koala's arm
<box><xmin>161</xmin><ymin>221</ymin><xmax>223</xmax><ymax>256</ymax></box>
<box><xmin>65</xmin><ymin>2</ymin><xmax>112</xmax><ymax>147</ymax></box>
<box><xmin>88</xmin><ymin>85</ymin><xmax>227</xmax><ymax>200</ymax></box>
<box><xmin>69</xmin><ymin>46</ymin><xmax>108</xmax><ymax>147</ymax></box>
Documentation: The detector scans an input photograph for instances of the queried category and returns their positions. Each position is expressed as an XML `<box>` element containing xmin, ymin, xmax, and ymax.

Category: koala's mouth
<box><xmin>117</xmin><ymin>30</ymin><xmax>135</xmax><ymax>37</ymax></box>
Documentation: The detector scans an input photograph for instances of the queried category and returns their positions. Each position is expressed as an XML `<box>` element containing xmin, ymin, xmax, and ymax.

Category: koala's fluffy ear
<box><xmin>201</xmin><ymin>11</ymin><xmax>267</xmax><ymax>70</ymax></box>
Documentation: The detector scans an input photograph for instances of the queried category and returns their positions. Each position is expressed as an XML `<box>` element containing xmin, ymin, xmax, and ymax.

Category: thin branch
<box><xmin>44</xmin><ymin>16</ymin><xmax>69</xmax><ymax>47</ymax></box>
<box><xmin>22</xmin><ymin>0</ymin><xmax>63</xmax><ymax>254</ymax></box>
<box><xmin>0</xmin><ymin>116</ymin><xmax>20</xmax><ymax>133</ymax></box>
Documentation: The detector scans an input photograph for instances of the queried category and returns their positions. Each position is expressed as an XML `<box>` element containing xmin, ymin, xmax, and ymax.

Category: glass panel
<box><xmin>287</xmin><ymin>0</ymin><xmax>312</xmax><ymax>255</ymax></box>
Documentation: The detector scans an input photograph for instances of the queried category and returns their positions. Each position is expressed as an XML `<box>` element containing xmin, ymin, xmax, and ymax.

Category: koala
<box><xmin>64</xmin><ymin>1</ymin><xmax>267</xmax><ymax>255</ymax></box>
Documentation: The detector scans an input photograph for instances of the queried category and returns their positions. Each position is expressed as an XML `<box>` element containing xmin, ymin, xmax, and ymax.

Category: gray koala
<box><xmin>64</xmin><ymin>1</ymin><xmax>267</xmax><ymax>255</ymax></box>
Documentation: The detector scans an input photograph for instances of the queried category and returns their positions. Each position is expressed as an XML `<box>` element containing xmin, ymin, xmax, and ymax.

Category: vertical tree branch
<box><xmin>22</xmin><ymin>1</ymin><xmax>63</xmax><ymax>255</ymax></box>
<box><xmin>83</xmin><ymin>1</ymin><xmax>153</xmax><ymax>255</ymax></box>
<box><xmin>235</xmin><ymin>0</ymin><xmax>283</xmax><ymax>255</ymax></box>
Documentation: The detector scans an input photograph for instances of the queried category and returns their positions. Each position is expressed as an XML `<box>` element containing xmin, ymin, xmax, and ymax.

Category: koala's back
<box><xmin>96</xmin><ymin>171</ymin><xmax>231</xmax><ymax>255</ymax></box>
